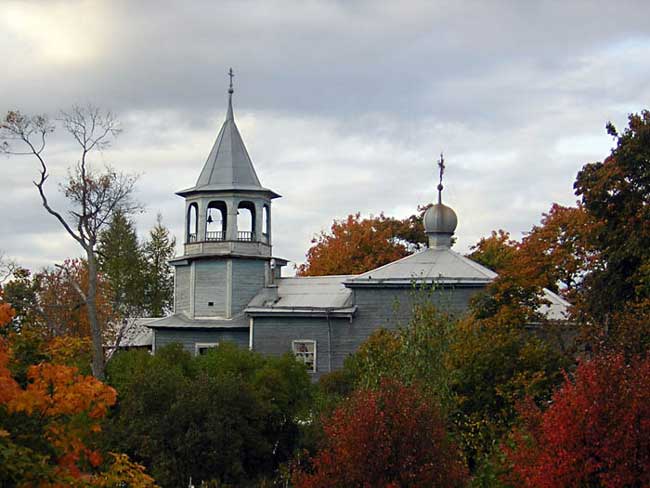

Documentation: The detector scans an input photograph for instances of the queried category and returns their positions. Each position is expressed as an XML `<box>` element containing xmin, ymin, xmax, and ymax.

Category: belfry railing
<box><xmin>206</xmin><ymin>231</ymin><xmax>224</xmax><ymax>241</ymax></box>
<box><xmin>237</xmin><ymin>231</ymin><xmax>254</xmax><ymax>242</ymax></box>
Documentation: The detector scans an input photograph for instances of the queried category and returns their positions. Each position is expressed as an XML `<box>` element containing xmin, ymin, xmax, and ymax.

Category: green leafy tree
<box><xmin>98</xmin><ymin>209</ymin><xmax>147</xmax><ymax>317</ymax></box>
<box><xmin>105</xmin><ymin>343</ymin><xmax>312</xmax><ymax>487</ymax></box>
<box><xmin>142</xmin><ymin>214</ymin><xmax>176</xmax><ymax>317</ymax></box>
<box><xmin>344</xmin><ymin>302</ymin><xmax>457</xmax><ymax>410</ymax></box>
<box><xmin>0</xmin><ymin>268</ymin><xmax>41</xmax><ymax>333</ymax></box>
<box><xmin>447</xmin><ymin>317</ymin><xmax>568</xmax><ymax>474</ymax></box>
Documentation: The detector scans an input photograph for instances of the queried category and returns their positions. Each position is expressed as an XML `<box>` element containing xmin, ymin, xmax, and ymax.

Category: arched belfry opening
<box><xmin>187</xmin><ymin>203</ymin><xmax>198</xmax><ymax>242</ymax></box>
<box><xmin>206</xmin><ymin>201</ymin><xmax>227</xmax><ymax>241</ymax></box>
<box><xmin>237</xmin><ymin>201</ymin><xmax>256</xmax><ymax>241</ymax></box>
<box><xmin>170</xmin><ymin>69</ymin><xmax>286</xmax><ymax>325</ymax></box>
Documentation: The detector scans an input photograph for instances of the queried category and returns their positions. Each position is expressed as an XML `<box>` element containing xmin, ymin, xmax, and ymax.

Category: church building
<box><xmin>145</xmin><ymin>78</ymin><xmax>569</xmax><ymax>377</ymax></box>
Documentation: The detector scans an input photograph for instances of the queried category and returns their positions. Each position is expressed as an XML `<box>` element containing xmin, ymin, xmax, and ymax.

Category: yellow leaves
<box><xmin>90</xmin><ymin>452</ymin><xmax>159</xmax><ymax>488</ymax></box>
<box><xmin>46</xmin><ymin>336</ymin><xmax>92</xmax><ymax>367</ymax></box>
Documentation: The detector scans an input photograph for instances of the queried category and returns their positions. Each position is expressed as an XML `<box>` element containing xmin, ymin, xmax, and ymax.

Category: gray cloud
<box><xmin>1</xmin><ymin>0</ymin><xmax>650</xmax><ymax>272</ymax></box>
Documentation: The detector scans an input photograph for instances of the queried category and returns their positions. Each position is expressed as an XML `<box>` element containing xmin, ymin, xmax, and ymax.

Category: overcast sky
<box><xmin>2</xmin><ymin>0</ymin><xmax>650</xmax><ymax>273</ymax></box>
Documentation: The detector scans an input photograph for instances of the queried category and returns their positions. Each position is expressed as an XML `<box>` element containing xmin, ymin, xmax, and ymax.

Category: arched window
<box><xmin>237</xmin><ymin>201</ymin><xmax>256</xmax><ymax>241</ymax></box>
<box><xmin>262</xmin><ymin>204</ymin><xmax>270</xmax><ymax>243</ymax></box>
<box><xmin>206</xmin><ymin>201</ymin><xmax>227</xmax><ymax>241</ymax></box>
<box><xmin>187</xmin><ymin>203</ymin><xmax>198</xmax><ymax>242</ymax></box>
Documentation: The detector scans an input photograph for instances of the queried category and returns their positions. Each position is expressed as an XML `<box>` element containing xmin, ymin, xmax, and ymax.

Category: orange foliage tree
<box><xmin>297</xmin><ymin>212</ymin><xmax>426</xmax><ymax>276</ymax></box>
<box><xmin>503</xmin><ymin>353</ymin><xmax>650</xmax><ymax>487</ymax></box>
<box><xmin>292</xmin><ymin>379</ymin><xmax>468</xmax><ymax>488</ymax></box>
<box><xmin>0</xmin><ymin>299</ymin><xmax>156</xmax><ymax>486</ymax></box>
<box><xmin>37</xmin><ymin>259</ymin><xmax>116</xmax><ymax>340</ymax></box>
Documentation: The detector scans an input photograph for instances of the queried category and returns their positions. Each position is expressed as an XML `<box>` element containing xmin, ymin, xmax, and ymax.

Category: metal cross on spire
<box><xmin>437</xmin><ymin>152</ymin><xmax>445</xmax><ymax>204</ymax></box>
<box><xmin>228</xmin><ymin>68</ymin><xmax>235</xmax><ymax>94</ymax></box>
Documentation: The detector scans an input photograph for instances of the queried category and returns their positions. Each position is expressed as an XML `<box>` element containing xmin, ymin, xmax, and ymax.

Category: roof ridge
<box><xmin>447</xmin><ymin>249</ymin><xmax>498</xmax><ymax>278</ymax></box>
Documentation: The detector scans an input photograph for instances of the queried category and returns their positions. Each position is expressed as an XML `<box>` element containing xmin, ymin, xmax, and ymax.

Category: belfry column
<box><xmin>197</xmin><ymin>199</ymin><xmax>207</xmax><ymax>242</ymax></box>
<box><xmin>226</xmin><ymin>200</ymin><xmax>238</xmax><ymax>241</ymax></box>
<box><xmin>254</xmin><ymin>202</ymin><xmax>264</xmax><ymax>242</ymax></box>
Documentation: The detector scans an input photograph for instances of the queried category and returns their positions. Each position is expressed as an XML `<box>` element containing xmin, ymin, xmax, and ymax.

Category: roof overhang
<box><xmin>176</xmin><ymin>186</ymin><xmax>281</xmax><ymax>199</ymax></box>
<box><xmin>343</xmin><ymin>277</ymin><xmax>493</xmax><ymax>288</ymax></box>
<box><xmin>246</xmin><ymin>306</ymin><xmax>357</xmax><ymax>319</ymax></box>
<box><xmin>169</xmin><ymin>254</ymin><xmax>289</xmax><ymax>266</ymax></box>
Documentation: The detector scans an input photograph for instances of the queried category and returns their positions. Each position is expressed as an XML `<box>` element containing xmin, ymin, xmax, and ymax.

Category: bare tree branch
<box><xmin>0</xmin><ymin>106</ymin><xmax>138</xmax><ymax>380</ymax></box>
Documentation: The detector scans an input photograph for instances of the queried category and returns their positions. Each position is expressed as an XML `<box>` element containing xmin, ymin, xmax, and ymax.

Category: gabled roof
<box><xmin>344</xmin><ymin>247</ymin><xmax>497</xmax><ymax>287</ymax></box>
<box><xmin>177</xmin><ymin>92</ymin><xmax>280</xmax><ymax>198</ymax></box>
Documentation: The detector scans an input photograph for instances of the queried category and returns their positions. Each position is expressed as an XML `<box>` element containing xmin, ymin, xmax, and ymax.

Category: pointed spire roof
<box><xmin>177</xmin><ymin>69</ymin><xmax>280</xmax><ymax>198</ymax></box>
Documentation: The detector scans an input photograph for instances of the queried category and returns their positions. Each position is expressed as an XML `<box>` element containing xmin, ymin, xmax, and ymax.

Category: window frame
<box><xmin>292</xmin><ymin>339</ymin><xmax>317</xmax><ymax>373</ymax></box>
<box><xmin>195</xmin><ymin>342</ymin><xmax>220</xmax><ymax>356</ymax></box>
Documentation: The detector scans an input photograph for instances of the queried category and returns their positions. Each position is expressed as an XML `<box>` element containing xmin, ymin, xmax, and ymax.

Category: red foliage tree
<box><xmin>503</xmin><ymin>353</ymin><xmax>650</xmax><ymax>487</ymax></box>
<box><xmin>292</xmin><ymin>380</ymin><xmax>467</xmax><ymax>488</ymax></box>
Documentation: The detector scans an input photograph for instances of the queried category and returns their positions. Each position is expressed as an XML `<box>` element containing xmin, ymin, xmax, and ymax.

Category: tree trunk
<box><xmin>86</xmin><ymin>249</ymin><xmax>106</xmax><ymax>380</ymax></box>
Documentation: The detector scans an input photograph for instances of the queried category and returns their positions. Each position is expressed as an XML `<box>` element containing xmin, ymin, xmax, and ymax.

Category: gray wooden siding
<box><xmin>174</xmin><ymin>265</ymin><xmax>191</xmax><ymax>315</ymax></box>
<box><xmin>253</xmin><ymin>285</ymin><xmax>485</xmax><ymax>377</ymax></box>
<box><xmin>252</xmin><ymin>316</ymin><xmax>334</xmax><ymax>380</ymax></box>
<box><xmin>194</xmin><ymin>261</ymin><xmax>227</xmax><ymax>317</ymax></box>
<box><xmin>154</xmin><ymin>328</ymin><xmax>249</xmax><ymax>354</ymax></box>
<box><xmin>231</xmin><ymin>259</ymin><xmax>265</xmax><ymax>314</ymax></box>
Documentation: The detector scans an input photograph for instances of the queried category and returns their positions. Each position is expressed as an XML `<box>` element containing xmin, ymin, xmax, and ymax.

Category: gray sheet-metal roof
<box><xmin>176</xmin><ymin>92</ymin><xmax>279</xmax><ymax>198</ymax></box>
<box><xmin>345</xmin><ymin>247</ymin><xmax>497</xmax><ymax>286</ymax></box>
<box><xmin>146</xmin><ymin>312</ymin><xmax>249</xmax><ymax>329</ymax></box>
<box><xmin>249</xmin><ymin>275</ymin><xmax>355</xmax><ymax>310</ymax></box>
<box><xmin>105</xmin><ymin>317</ymin><xmax>155</xmax><ymax>349</ymax></box>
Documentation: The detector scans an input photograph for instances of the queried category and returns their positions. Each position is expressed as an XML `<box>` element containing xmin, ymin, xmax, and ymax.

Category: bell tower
<box><xmin>170</xmin><ymin>70</ymin><xmax>282</xmax><ymax>320</ymax></box>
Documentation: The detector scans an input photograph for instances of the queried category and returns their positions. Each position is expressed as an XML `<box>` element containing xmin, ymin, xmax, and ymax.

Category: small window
<box><xmin>195</xmin><ymin>342</ymin><xmax>219</xmax><ymax>356</ymax></box>
<box><xmin>292</xmin><ymin>340</ymin><xmax>316</xmax><ymax>373</ymax></box>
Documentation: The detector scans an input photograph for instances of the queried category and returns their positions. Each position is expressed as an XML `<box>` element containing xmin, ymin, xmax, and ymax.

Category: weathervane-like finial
<box><xmin>437</xmin><ymin>152</ymin><xmax>445</xmax><ymax>204</ymax></box>
<box><xmin>228</xmin><ymin>68</ymin><xmax>235</xmax><ymax>94</ymax></box>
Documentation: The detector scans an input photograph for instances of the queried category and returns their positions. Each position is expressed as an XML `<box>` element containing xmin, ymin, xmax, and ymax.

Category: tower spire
<box><xmin>226</xmin><ymin>67</ymin><xmax>235</xmax><ymax>121</ymax></box>
<box><xmin>437</xmin><ymin>152</ymin><xmax>445</xmax><ymax>204</ymax></box>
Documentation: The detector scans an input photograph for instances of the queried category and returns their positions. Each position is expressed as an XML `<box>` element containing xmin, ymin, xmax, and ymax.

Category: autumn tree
<box><xmin>1</xmin><ymin>107</ymin><xmax>139</xmax><ymax>379</ymax></box>
<box><xmin>297</xmin><ymin>212</ymin><xmax>425</xmax><ymax>276</ymax></box>
<box><xmin>503</xmin><ymin>353</ymin><xmax>650</xmax><ymax>487</ymax></box>
<box><xmin>467</xmin><ymin>229</ymin><xmax>518</xmax><ymax>274</ymax></box>
<box><xmin>0</xmin><ymin>299</ymin><xmax>156</xmax><ymax>486</ymax></box>
<box><xmin>292</xmin><ymin>379</ymin><xmax>468</xmax><ymax>488</ymax></box>
<box><xmin>571</xmin><ymin>111</ymin><xmax>650</xmax><ymax>351</ymax></box>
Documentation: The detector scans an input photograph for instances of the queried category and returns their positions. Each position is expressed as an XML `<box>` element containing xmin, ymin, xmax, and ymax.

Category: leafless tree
<box><xmin>1</xmin><ymin>106</ymin><xmax>139</xmax><ymax>379</ymax></box>
<box><xmin>0</xmin><ymin>251</ymin><xmax>18</xmax><ymax>285</ymax></box>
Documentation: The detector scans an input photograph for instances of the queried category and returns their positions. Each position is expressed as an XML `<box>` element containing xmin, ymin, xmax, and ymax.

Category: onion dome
<box><xmin>425</xmin><ymin>153</ymin><xmax>457</xmax><ymax>248</ymax></box>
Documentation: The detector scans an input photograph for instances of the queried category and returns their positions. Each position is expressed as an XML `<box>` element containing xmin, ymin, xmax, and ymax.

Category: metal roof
<box><xmin>248</xmin><ymin>275</ymin><xmax>355</xmax><ymax>310</ymax></box>
<box><xmin>176</xmin><ymin>91</ymin><xmax>279</xmax><ymax>198</ymax></box>
<box><xmin>345</xmin><ymin>247</ymin><xmax>497</xmax><ymax>286</ymax></box>
<box><xmin>146</xmin><ymin>312</ymin><xmax>249</xmax><ymax>329</ymax></box>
